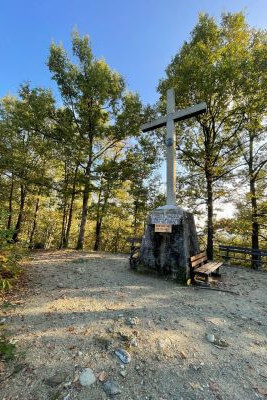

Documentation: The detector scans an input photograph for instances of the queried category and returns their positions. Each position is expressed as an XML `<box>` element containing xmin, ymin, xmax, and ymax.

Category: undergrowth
<box><xmin>0</xmin><ymin>222</ymin><xmax>25</xmax><ymax>291</ymax></box>
<box><xmin>0</xmin><ymin>326</ymin><xmax>16</xmax><ymax>360</ymax></box>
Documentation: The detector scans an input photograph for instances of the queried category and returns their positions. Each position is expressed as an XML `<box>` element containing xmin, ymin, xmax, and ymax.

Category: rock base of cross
<box><xmin>137</xmin><ymin>205</ymin><xmax>199</xmax><ymax>283</ymax></box>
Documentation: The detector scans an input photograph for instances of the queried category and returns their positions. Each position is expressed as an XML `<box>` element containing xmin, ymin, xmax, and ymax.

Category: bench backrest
<box><xmin>190</xmin><ymin>252</ymin><xmax>207</xmax><ymax>269</ymax></box>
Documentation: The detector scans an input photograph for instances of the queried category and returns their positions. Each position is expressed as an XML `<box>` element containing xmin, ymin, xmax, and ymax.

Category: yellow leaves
<box><xmin>0</xmin><ymin>254</ymin><xmax>8</xmax><ymax>263</ymax></box>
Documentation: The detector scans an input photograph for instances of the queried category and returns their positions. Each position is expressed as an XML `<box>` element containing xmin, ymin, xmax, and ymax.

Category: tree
<box><xmin>235</xmin><ymin>29</ymin><xmax>267</xmax><ymax>266</ymax></box>
<box><xmin>0</xmin><ymin>85</ymin><xmax>55</xmax><ymax>243</ymax></box>
<box><xmin>158</xmin><ymin>12</ymin><xmax>265</xmax><ymax>259</ymax></box>
<box><xmin>123</xmin><ymin>135</ymin><xmax>162</xmax><ymax>236</ymax></box>
<box><xmin>48</xmin><ymin>31</ymin><xmax>143</xmax><ymax>250</ymax></box>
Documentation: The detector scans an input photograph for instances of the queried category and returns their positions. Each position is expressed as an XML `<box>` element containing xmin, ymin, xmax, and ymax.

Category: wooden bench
<box><xmin>190</xmin><ymin>252</ymin><xmax>223</xmax><ymax>285</ymax></box>
<box><xmin>127</xmin><ymin>237</ymin><xmax>142</xmax><ymax>269</ymax></box>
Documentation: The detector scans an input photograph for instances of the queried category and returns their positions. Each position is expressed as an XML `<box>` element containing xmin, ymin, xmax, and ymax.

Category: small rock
<box><xmin>77</xmin><ymin>351</ymin><xmax>83</xmax><ymax>356</ymax></box>
<box><xmin>98</xmin><ymin>371</ymin><xmax>107</xmax><ymax>382</ymax></box>
<box><xmin>120</xmin><ymin>370</ymin><xmax>127</xmax><ymax>377</ymax></box>
<box><xmin>79</xmin><ymin>368</ymin><xmax>96</xmax><ymax>387</ymax></box>
<box><xmin>115</xmin><ymin>349</ymin><xmax>131</xmax><ymax>364</ymax></box>
<box><xmin>130</xmin><ymin>338</ymin><xmax>138</xmax><ymax>347</ymax></box>
<box><xmin>206</xmin><ymin>333</ymin><xmax>215</xmax><ymax>343</ymax></box>
<box><xmin>157</xmin><ymin>339</ymin><xmax>165</xmax><ymax>349</ymax></box>
<box><xmin>0</xmin><ymin>318</ymin><xmax>7</xmax><ymax>324</ymax></box>
<box><xmin>103</xmin><ymin>380</ymin><xmax>122</xmax><ymax>396</ymax></box>
<box><xmin>95</xmin><ymin>335</ymin><xmax>112</xmax><ymax>349</ymax></box>
<box><xmin>190</xmin><ymin>364</ymin><xmax>202</xmax><ymax>371</ymax></box>
<box><xmin>214</xmin><ymin>338</ymin><xmax>229</xmax><ymax>348</ymax></box>
<box><xmin>57</xmin><ymin>283</ymin><xmax>64</xmax><ymax>288</ymax></box>
<box><xmin>126</xmin><ymin>317</ymin><xmax>138</xmax><ymax>326</ymax></box>
<box><xmin>118</xmin><ymin>331</ymin><xmax>132</xmax><ymax>342</ymax></box>
<box><xmin>45</xmin><ymin>372</ymin><xmax>68</xmax><ymax>387</ymax></box>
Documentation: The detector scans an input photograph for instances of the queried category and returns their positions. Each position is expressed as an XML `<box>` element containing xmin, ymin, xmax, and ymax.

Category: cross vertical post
<box><xmin>166</xmin><ymin>88</ymin><xmax>176</xmax><ymax>206</ymax></box>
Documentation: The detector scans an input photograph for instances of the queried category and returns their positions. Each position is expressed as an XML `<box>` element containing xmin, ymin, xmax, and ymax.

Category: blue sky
<box><xmin>0</xmin><ymin>0</ymin><xmax>266</xmax><ymax>106</ymax></box>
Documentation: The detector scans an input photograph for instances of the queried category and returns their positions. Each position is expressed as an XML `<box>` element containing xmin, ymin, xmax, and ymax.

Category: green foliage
<box><xmin>158</xmin><ymin>11</ymin><xmax>267</xmax><ymax>257</ymax></box>
<box><xmin>0</xmin><ymin>248</ymin><xmax>23</xmax><ymax>290</ymax></box>
<box><xmin>0</xmin><ymin>327</ymin><xmax>16</xmax><ymax>360</ymax></box>
<box><xmin>0</xmin><ymin>215</ymin><xmax>24</xmax><ymax>290</ymax></box>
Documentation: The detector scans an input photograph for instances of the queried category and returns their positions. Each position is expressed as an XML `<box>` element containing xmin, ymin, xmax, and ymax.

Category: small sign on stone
<box><xmin>155</xmin><ymin>224</ymin><xmax>172</xmax><ymax>233</ymax></box>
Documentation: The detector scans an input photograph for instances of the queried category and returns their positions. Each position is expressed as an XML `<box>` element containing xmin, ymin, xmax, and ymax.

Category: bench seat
<box><xmin>190</xmin><ymin>252</ymin><xmax>222</xmax><ymax>285</ymax></box>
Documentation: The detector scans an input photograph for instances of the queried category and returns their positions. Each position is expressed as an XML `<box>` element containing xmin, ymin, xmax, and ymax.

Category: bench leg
<box><xmin>211</xmin><ymin>268</ymin><xmax>221</xmax><ymax>278</ymax></box>
<box><xmin>191</xmin><ymin>272</ymin><xmax>196</xmax><ymax>285</ymax></box>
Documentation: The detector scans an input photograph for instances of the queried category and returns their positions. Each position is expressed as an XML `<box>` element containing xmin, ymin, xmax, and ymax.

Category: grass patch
<box><xmin>0</xmin><ymin>328</ymin><xmax>16</xmax><ymax>361</ymax></box>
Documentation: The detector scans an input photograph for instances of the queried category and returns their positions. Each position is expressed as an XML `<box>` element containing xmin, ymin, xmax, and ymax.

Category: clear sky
<box><xmin>0</xmin><ymin>0</ymin><xmax>266</xmax><ymax>106</ymax></box>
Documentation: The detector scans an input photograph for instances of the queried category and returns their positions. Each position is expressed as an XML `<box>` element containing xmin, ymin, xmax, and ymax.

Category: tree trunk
<box><xmin>114</xmin><ymin>231</ymin><xmax>119</xmax><ymax>253</ymax></box>
<box><xmin>249</xmin><ymin>137</ymin><xmax>259</xmax><ymax>269</ymax></box>
<box><xmin>206</xmin><ymin>176</ymin><xmax>214</xmax><ymax>260</ymax></box>
<box><xmin>250</xmin><ymin>179</ymin><xmax>259</xmax><ymax>248</ymax></box>
<box><xmin>250</xmin><ymin>177</ymin><xmax>260</xmax><ymax>269</ymax></box>
<box><xmin>93</xmin><ymin>186</ymin><xmax>102</xmax><ymax>251</ymax></box>
<box><xmin>76</xmin><ymin>136</ymin><xmax>93</xmax><ymax>251</ymax></box>
<box><xmin>7</xmin><ymin>173</ymin><xmax>14</xmax><ymax>230</ymax></box>
<box><xmin>133</xmin><ymin>199</ymin><xmax>139</xmax><ymax>236</ymax></box>
<box><xmin>76</xmin><ymin>179</ymin><xmax>90</xmax><ymax>250</ymax></box>
<box><xmin>59</xmin><ymin>202</ymin><xmax>68</xmax><ymax>249</ymax></box>
<box><xmin>12</xmin><ymin>184</ymin><xmax>27</xmax><ymax>242</ymax></box>
<box><xmin>29</xmin><ymin>191</ymin><xmax>41</xmax><ymax>248</ymax></box>
<box><xmin>93</xmin><ymin>183</ymin><xmax>111</xmax><ymax>251</ymax></box>
<box><xmin>63</xmin><ymin>164</ymin><xmax>78</xmax><ymax>248</ymax></box>
<box><xmin>94</xmin><ymin>220</ymin><xmax>102</xmax><ymax>251</ymax></box>
<box><xmin>59</xmin><ymin>162</ymin><xmax>69</xmax><ymax>249</ymax></box>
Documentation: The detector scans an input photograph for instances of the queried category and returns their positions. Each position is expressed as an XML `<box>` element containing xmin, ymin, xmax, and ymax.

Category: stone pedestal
<box><xmin>138</xmin><ymin>205</ymin><xmax>199</xmax><ymax>283</ymax></box>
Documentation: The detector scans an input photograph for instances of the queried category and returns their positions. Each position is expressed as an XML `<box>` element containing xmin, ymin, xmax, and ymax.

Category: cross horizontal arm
<box><xmin>172</xmin><ymin>102</ymin><xmax>207</xmax><ymax>123</ymax></box>
<box><xmin>141</xmin><ymin>102</ymin><xmax>207</xmax><ymax>133</ymax></box>
<box><xmin>141</xmin><ymin>115</ymin><xmax>167</xmax><ymax>132</ymax></box>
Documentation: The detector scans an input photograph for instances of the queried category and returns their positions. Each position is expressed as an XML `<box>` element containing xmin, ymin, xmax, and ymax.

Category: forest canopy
<box><xmin>0</xmin><ymin>13</ymin><xmax>266</xmax><ymax>279</ymax></box>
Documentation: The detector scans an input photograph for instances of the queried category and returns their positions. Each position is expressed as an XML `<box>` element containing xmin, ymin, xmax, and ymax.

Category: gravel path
<box><xmin>1</xmin><ymin>250</ymin><xmax>267</xmax><ymax>400</ymax></box>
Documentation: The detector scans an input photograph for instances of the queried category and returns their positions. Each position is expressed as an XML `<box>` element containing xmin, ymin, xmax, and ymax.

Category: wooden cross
<box><xmin>141</xmin><ymin>88</ymin><xmax>206</xmax><ymax>206</ymax></box>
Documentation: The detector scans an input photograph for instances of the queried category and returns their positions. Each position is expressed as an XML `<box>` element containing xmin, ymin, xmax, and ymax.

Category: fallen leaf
<box><xmin>180</xmin><ymin>351</ymin><xmax>187</xmax><ymax>359</ymax></box>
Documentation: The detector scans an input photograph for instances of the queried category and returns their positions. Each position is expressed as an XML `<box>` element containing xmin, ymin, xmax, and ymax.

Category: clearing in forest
<box><xmin>1</xmin><ymin>250</ymin><xmax>267</xmax><ymax>400</ymax></box>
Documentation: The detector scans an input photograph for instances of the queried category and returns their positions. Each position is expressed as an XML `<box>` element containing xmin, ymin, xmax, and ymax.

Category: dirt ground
<box><xmin>1</xmin><ymin>250</ymin><xmax>267</xmax><ymax>400</ymax></box>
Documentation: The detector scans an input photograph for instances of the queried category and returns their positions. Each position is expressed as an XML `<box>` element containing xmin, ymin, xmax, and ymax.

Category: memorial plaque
<box><xmin>154</xmin><ymin>224</ymin><xmax>172</xmax><ymax>233</ymax></box>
